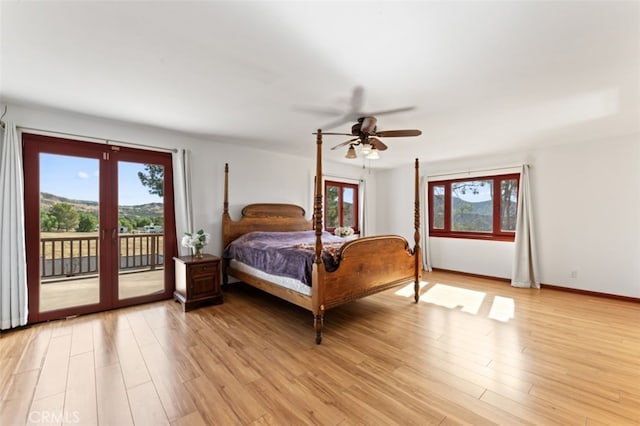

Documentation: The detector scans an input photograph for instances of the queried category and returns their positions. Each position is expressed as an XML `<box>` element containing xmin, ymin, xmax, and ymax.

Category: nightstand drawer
<box><xmin>191</xmin><ymin>263</ymin><xmax>218</xmax><ymax>277</ymax></box>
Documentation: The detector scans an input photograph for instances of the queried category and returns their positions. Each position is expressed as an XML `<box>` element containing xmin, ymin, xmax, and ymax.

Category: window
<box><xmin>429</xmin><ymin>173</ymin><xmax>519</xmax><ymax>241</ymax></box>
<box><xmin>324</xmin><ymin>180</ymin><xmax>359</xmax><ymax>234</ymax></box>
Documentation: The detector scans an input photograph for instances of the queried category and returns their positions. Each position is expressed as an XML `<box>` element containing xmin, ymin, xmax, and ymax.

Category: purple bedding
<box><xmin>222</xmin><ymin>230</ymin><xmax>346</xmax><ymax>286</ymax></box>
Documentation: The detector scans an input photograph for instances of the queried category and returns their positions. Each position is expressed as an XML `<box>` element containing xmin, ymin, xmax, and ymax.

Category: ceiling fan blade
<box><xmin>331</xmin><ymin>138</ymin><xmax>359</xmax><ymax>150</ymax></box>
<box><xmin>375</xmin><ymin>129</ymin><xmax>422</xmax><ymax>137</ymax></box>
<box><xmin>350</xmin><ymin>86</ymin><xmax>365</xmax><ymax>111</ymax></box>
<box><xmin>369</xmin><ymin>137</ymin><xmax>388</xmax><ymax>151</ymax></box>
<box><xmin>320</xmin><ymin>115</ymin><xmax>355</xmax><ymax>130</ymax></box>
<box><xmin>293</xmin><ymin>105</ymin><xmax>345</xmax><ymax>117</ymax></box>
<box><xmin>366</xmin><ymin>106</ymin><xmax>416</xmax><ymax>116</ymax></box>
<box><xmin>314</xmin><ymin>132</ymin><xmax>353</xmax><ymax>136</ymax></box>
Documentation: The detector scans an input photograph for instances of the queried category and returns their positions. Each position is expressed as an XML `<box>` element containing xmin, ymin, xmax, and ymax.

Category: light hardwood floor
<box><xmin>1</xmin><ymin>270</ymin><xmax>638</xmax><ymax>425</ymax></box>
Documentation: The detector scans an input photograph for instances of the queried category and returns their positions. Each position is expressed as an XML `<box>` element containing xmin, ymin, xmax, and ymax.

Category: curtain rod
<box><xmin>16</xmin><ymin>125</ymin><xmax>178</xmax><ymax>153</ymax></box>
<box><xmin>322</xmin><ymin>173</ymin><xmax>364</xmax><ymax>183</ymax></box>
<box><xmin>427</xmin><ymin>163</ymin><xmax>529</xmax><ymax>179</ymax></box>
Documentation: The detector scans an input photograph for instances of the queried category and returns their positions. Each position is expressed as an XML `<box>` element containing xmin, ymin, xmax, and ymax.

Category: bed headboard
<box><xmin>222</xmin><ymin>164</ymin><xmax>313</xmax><ymax>249</ymax></box>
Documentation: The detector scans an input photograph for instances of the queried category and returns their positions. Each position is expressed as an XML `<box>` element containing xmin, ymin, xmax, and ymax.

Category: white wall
<box><xmin>378</xmin><ymin>133</ymin><xmax>640</xmax><ymax>298</ymax></box>
<box><xmin>5</xmin><ymin>103</ymin><xmax>376</xmax><ymax>257</ymax></box>
<box><xmin>375</xmin><ymin>161</ymin><xmax>421</xmax><ymax>242</ymax></box>
<box><xmin>533</xmin><ymin>133</ymin><xmax>639</xmax><ymax>297</ymax></box>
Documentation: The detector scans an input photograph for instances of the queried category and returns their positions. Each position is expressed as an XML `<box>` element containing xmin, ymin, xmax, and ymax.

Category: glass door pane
<box><xmin>38</xmin><ymin>153</ymin><xmax>100</xmax><ymax>312</ymax></box>
<box><xmin>117</xmin><ymin>161</ymin><xmax>165</xmax><ymax>300</ymax></box>
<box><xmin>342</xmin><ymin>187</ymin><xmax>355</xmax><ymax>228</ymax></box>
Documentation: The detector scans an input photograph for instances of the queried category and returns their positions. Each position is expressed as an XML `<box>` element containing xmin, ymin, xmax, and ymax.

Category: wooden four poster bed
<box><xmin>222</xmin><ymin>130</ymin><xmax>422</xmax><ymax>344</ymax></box>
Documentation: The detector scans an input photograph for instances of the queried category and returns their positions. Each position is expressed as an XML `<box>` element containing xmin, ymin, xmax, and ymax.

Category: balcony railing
<box><xmin>40</xmin><ymin>233</ymin><xmax>164</xmax><ymax>281</ymax></box>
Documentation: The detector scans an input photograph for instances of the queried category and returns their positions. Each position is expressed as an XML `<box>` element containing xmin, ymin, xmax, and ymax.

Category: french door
<box><xmin>23</xmin><ymin>133</ymin><xmax>177</xmax><ymax>323</ymax></box>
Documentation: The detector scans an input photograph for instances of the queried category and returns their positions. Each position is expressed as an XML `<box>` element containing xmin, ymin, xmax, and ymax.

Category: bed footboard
<box><xmin>316</xmin><ymin>235</ymin><xmax>420</xmax><ymax>310</ymax></box>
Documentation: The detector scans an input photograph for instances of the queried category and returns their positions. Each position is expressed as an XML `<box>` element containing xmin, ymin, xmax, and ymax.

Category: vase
<box><xmin>194</xmin><ymin>246</ymin><xmax>204</xmax><ymax>259</ymax></box>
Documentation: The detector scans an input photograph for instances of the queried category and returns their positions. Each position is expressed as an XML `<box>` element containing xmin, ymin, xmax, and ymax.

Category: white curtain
<box><xmin>419</xmin><ymin>175</ymin><xmax>432</xmax><ymax>271</ymax></box>
<box><xmin>0</xmin><ymin>121</ymin><xmax>28</xmax><ymax>329</ymax></box>
<box><xmin>511</xmin><ymin>164</ymin><xmax>540</xmax><ymax>288</ymax></box>
<box><xmin>172</xmin><ymin>149</ymin><xmax>193</xmax><ymax>256</ymax></box>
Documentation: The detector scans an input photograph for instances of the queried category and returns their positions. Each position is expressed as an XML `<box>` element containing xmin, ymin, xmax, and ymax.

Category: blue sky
<box><xmin>40</xmin><ymin>154</ymin><xmax>164</xmax><ymax>205</ymax></box>
<box><xmin>452</xmin><ymin>180</ymin><xmax>493</xmax><ymax>202</ymax></box>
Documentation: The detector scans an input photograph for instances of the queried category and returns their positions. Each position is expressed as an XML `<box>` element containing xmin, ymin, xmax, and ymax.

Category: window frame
<box><xmin>324</xmin><ymin>179</ymin><xmax>360</xmax><ymax>234</ymax></box>
<box><xmin>428</xmin><ymin>173</ymin><xmax>520</xmax><ymax>242</ymax></box>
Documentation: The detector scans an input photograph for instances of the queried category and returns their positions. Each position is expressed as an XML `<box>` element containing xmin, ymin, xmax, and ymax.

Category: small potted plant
<box><xmin>181</xmin><ymin>229</ymin><xmax>210</xmax><ymax>258</ymax></box>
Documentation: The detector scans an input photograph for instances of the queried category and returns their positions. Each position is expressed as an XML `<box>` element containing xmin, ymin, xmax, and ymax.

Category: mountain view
<box><xmin>433</xmin><ymin>197</ymin><xmax>517</xmax><ymax>232</ymax></box>
<box><xmin>41</xmin><ymin>192</ymin><xmax>164</xmax><ymax>217</ymax></box>
<box><xmin>40</xmin><ymin>192</ymin><xmax>164</xmax><ymax>232</ymax></box>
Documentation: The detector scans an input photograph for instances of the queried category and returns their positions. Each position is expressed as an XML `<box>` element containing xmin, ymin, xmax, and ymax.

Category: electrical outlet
<box><xmin>570</xmin><ymin>270</ymin><xmax>578</xmax><ymax>279</ymax></box>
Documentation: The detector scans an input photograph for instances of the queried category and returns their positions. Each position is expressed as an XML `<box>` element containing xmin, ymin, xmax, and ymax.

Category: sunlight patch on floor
<box><xmin>394</xmin><ymin>281</ymin><xmax>429</xmax><ymax>297</ymax></box>
<box><xmin>395</xmin><ymin>281</ymin><xmax>516</xmax><ymax>322</ymax></box>
<box><xmin>421</xmin><ymin>283</ymin><xmax>486</xmax><ymax>315</ymax></box>
<box><xmin>488</xmin><ymin>295</ymin><xmax>515</xmax><ymax>322</ymax></box>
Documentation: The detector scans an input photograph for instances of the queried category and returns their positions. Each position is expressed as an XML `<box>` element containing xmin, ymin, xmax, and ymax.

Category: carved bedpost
<box><xmin>414</xmin><ymin>158</ymin><xmax>422</xmax><ymax>303</ymax></box>
<box><xmin>313</xmin><ymin>129</ymin><xmax>325</xmax><ymax>344</ymax></box>
<box><xmin>222</xmin><ymin>163</ymin><xmax>230</xmax><ymax>286</ymax></box>
<box><xmin>224</xmin><ymin>163</ymin><xmax>229</xmax><ymax>217</ymax></box>
<box><xmin>314</xmin><ymin>131</ymin><xmax>323</xmax><ymax>261</ymax></box>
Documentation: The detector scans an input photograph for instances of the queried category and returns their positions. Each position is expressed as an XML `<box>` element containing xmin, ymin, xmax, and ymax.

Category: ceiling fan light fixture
<box><xmin>366</xmin><ymin>147</ymin><xmax>380</xmax><ymax>160</ymax></box>
<box><xmin>328</xmin><ymin>115</ymin><xmax>422</xmax><ymax>162</ymax></box>
<box><xmin>345</xmin><ymin>145</ymin><xmax>358</xmax><ymax>159</ymax></box>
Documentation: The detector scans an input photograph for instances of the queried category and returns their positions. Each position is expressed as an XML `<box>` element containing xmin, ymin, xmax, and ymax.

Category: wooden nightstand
<box><xmin>173</xmin><ymin>254</ymin><xmax>223</xmax><ymax>311</ymax></box>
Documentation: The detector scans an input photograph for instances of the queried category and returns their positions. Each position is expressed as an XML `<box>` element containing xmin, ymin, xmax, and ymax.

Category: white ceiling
<box><xmin>1</xmin><ymin>1</ymin><xmax>639</xmax><ymax>168</ymax></box>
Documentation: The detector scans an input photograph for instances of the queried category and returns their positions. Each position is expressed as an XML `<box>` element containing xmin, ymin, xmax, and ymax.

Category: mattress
<box><xmin>229</xmin><ymin>258</ymin><xmax>312</xmax><ymax>296</ymax></box>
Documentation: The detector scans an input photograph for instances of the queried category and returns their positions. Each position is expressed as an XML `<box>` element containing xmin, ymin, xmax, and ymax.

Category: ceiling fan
<box><xmin>297</xmin><ymin>86</ymin><xmax>416</xmax><ymax>130</ymax></box>
<box><xmin>318</xmin><ymin>116</ymin><xmax>422</xmax><ymax>160</ymax></box>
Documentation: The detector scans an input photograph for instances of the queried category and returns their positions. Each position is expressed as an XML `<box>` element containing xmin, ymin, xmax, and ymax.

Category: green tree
<box><xmin>40</xmin><ymin>210</ymin><xmax>58</xmax><ymax>232</ymax></box>
<box><xmin>453</xmin><ymin>202</ymin><xmax>474</xmax><ymax>231</ymax></box>
<box><xmin>49</xmin><ymin>203</ymin><xmax>80</xmax><ymax>231</ymax></box>
<box><xmin>325</xmin><ymin>186</ymin><xmax>338</xmax><ymax>227</ymax></box>
<box><xmin>137</xmin><ymin>164</ymin><xmax>164</xmax><ymax>197</ymax></box>
<box><xmin>77</xmin><ymin>212</ymin><xmax>98</xmax><ymax>232</ymax></box>
<box><xmin>500</xmin><ymin>179</ymin><xmax>518</xmax><ymax>231</ymax></box>
<box><xmin>135</xmin><ymin>216</ymin><xmax>153</xmax><ymax>228</ymax></box>
<box><xmin>119</xmin><ymin>217</ymin><xmax>135</xmax><ymax>232</ymax></box>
